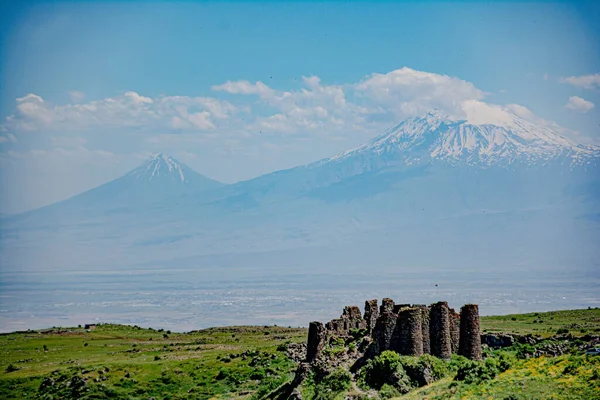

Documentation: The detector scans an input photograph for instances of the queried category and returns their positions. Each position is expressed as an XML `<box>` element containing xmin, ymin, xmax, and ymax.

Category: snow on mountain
<box><xmin>127</xmin><ymin>153</ymin><xmax>188</xmax><ymax>183</ymax></box>
<box><xmin>328</xmin><ymin>110</ymin><xmax>600</xmax><ymax>168</ymax></box>
<box><xmin>5</xmin><ymin>154</ymin><xmax>225</xmax><ymax>222</ymax></box>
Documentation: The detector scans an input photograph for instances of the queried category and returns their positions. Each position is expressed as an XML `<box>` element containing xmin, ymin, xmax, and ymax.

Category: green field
<box><xmin>0</xmin><ymin>308</ymin><xmax>599</xmax><ymax>399</ymax></box>
<box><xmin>0</xmin><ymin>324</ymin><xmax>305</xmax><ymax>399</ymax></box>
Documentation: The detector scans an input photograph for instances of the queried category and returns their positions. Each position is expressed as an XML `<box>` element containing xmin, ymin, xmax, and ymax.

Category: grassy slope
<box><xmin>480</xmin><ymin>308</ymin><xmax>600</xmax><ymax>337</ymax></box>
<box><xmin>0</xmin><ymin>324</ymin><xmax>305</xmax><ymax>399</ymax></box>
<box><xmin>0</xmin><ymin>308</ymin><xmax>598</xmax><ymax>399</ymax></box>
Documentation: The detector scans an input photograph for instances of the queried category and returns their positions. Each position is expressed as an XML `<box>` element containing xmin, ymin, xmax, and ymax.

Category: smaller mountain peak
<box><xmin>133</xmin><ymin>153</ymin><xmax>187</xmax><ymax>182</ymax></box>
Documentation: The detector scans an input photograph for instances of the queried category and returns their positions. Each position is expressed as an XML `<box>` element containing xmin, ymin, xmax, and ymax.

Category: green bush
<box><xmin>379</xmin><ymin>383</ymin><xmax>401</xmax><ymax>399</ymax></box>
<box><xmin>401</xmin><ymin>354</ymin><xmax>449</xmax><ymax>383</ymax></box>
<box><xmin>454</xmin><ymin>354</ymin><xmax>509</xmax><ymax>385</ymax></box>
<box><xmin>361</xmin><ymin>351</ymin><xmax>402</xmax><ymax>389</ymax></box>
<box><xmin>5</xmin><ymin>364</ymin><xmax>18</xmax><ymax>373</ymax></box>
<box><xmin>319</xmin><ymin>368</ymin><xmax>352</xmax><ymax>394</ymax></box>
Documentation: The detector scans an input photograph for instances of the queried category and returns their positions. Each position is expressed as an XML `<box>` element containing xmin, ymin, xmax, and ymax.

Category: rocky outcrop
<box><xmin>481</xmin><ymin>333</ymin><xmax>515</xmax><ymax>348</ymax></box>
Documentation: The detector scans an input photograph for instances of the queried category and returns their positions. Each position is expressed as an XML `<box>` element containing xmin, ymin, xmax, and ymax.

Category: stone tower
<box><xmin>392</xmin><ymin>307</ymin><xmax>424</xmax><ymax>356</ymax></box>
<box><xmin>458</xmin><ymin>304</ymin><xmax>482</xmax><ymax>360</ymax></box>
<box><xmin>418</xmin><ymin>305</ymin><xmax>431</xmax><ymax>354</ymax></box>
<box><xmin>449</xmin><ymin>308</ymin><xmax>460</xmax><ymax>354</ymax></box>
<box><xmin>429</xmin><ymin>301</ymin><xmax>452</xmax><ymax>359</ymax></box>
<box><xmin>364</xmin><ymin>299</ymin><xmax>379</xmax><ymax>333</ymax></box>
<box><xmin>306</xmin><ymin>321</ymin><xmax>326</xmax><ymax>362</ymax></box>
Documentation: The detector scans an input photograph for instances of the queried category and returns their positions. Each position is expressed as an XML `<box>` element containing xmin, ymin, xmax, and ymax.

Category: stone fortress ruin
<box><xmin>306</xmin><ymin>298</ymin><xmax>482</xmax><ymax>362</ymax></box>
<box><xmin>271</xmin><ymin>299</ymin><xmax>483</xmax><ymax>399</ymax></box>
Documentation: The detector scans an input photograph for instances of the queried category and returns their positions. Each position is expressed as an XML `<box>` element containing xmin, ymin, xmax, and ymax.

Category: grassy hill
<box><xmin>0</xmin><ymin>308</ymin><xmax>599</xmax><ymax>399</ymax></box>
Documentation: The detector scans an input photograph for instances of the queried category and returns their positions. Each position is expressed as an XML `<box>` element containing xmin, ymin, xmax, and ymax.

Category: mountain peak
<box><xmin>329</xmin><ymin>110</ymin><xmax>599</xmax><ymax>168</ymax></box>
<box><xmin>137</xmin><ymin>153</ymin><xmax>187</xmax><ymax>182</ymax></box>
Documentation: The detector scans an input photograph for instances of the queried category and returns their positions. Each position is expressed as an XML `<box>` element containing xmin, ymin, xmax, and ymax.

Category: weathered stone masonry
<box><xmin>306</xmin><ymin>298</ymin><xmax>481</xmax><ymax>363</ymax></box>
<box><xmin>458</xmin><ymin>304</ymin><xmax>482</xmax><ymax>360</ymax></box>
<box><xmin>429</xmin><ymin>301</ymin><xmax>452</xmax><ymax>360</ymax></box>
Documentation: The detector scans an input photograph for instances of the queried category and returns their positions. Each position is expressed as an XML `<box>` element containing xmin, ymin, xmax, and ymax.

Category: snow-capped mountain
<box><xmin>7</xmin><ymin>154</ymin><xmax>225</xmax><ymax>223</ymax></box>
<box><xmin>126</xmin><ymin>153</ymin><xmax>224</xmax><ymax>187</ymax></box>
<box><xmin>3</xmin><ymin>111</ymin><xmax>599</xmax><ymax>274</ymax></box>
<box><xmin>326</xmin><ymin>110</ymin><xmax>600</xmax><ymax>169</ymax></box>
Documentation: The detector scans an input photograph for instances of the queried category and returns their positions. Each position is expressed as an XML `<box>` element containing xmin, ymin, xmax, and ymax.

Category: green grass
<box><xmin>480</xmin><ymin>308</ymin><xmax>600</xmax><ymax>337</ymax></box>
<box><xmin>1</xmin><ymin>308</ymin><xmax>599</xmax><ymax>399</ymax></box>
<box><xmin>398</xmin><ymin>355</ymin><xmax>600</xmax><ymax>400</ymax></box>
<box><xmin>0</xmin><ymin>324</ymin><xmax>306</xmax><ymax>399</ymax></box>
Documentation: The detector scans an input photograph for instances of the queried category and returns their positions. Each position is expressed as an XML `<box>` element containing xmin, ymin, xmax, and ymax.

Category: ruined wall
<box><xmin>429</xmin><ymin>301</ymin><xmax>452</xmax><ymax>359</ymax></box>
<box><xmin>458</xmin><ymin>304</ymin><xmax>482</xmax><ymax>360</ymax></box>
<box><xmin>380</xmin><ymin>298</ymin><xmax>395</xmax><ymax>314</ymax></box>
<box><xmin>372</xmin><ymin>311</ymin><xmax>397</xmax><ymax>354</ymax></box>
<box><xmin>391</xmin><ymin>307</ymin><xmax>423</xmax><ymax>356</ymax></box>
<box><xmin>449</xmin><ymin>309</ymin><xmax>460</xmax><ymax>354</ymax></box>
<box><xmin>418</xmin><ymin>305</ymin><xmax>430</xmax><ymax>355</ymax></box>
<box><xmin>307</xmin><ymin>299</ymin><xmax>481</xmax><ymax>363</ymax></box>
<box><xmin>364</xmin><ymin>299</ymin><xmax>379</xmax><ymax>333</ymax></box>
<box><xmin>306</xmin><ymin>321</ymin><xmax>326</xmax><ymax>362</ymax></box>
<box><xmin>342</xmin><ymin>306</ymin><xmax>366</xmax><ymax>330</ymax></box>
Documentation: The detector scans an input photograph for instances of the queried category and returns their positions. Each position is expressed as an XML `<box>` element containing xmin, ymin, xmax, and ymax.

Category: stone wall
<box><xmin>458</xmin><ymin>304</ymin><xmax>482</xmax><ymax>360</ymax></box>
<box><xmin>418</xmin><ymin>305</ymin><xmax>430</xmax><ymax>355</ymax></box>
<box><xmin>304</xmin><ymin>298</ymin><xmax>481</xmax><ymax>364</ymax></box>
<box><xmin>449</xmin><ymin>308</ymin><xmax>460</xmax><ymax>354</ymax></box>
<box><xmin>380</xmin><ymin>298</ymin><xmax>395</xmax><ymax>314</ymax></box>
<box><xmin>391</xmin><ymin>307</ymin><xmax>423</xmax><ymax>356</ymax></box>
<box><xmin>306</xmin><ymin>321</ymin><xmax>326</xmax><ymax>362</ymax></box>
<box><xmin>429</xmin><ymin>301</ymin><xmax>452</xmax><ymax>359</ymax></box>
<box><xmin>364</xmin><ymin>299</ymin><xmax>379</xmax><ymax>333</ymax></box>
<box><xmin>372</xmin><ymin>311</ymin><xmax>397</xmax><ymax>354</ymax></box>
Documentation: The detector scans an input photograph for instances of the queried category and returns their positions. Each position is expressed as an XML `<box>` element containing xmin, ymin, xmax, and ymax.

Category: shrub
<box><xmin>557</xmin><ymin>328</ymin><xmax>569</xmax><ymax>334</ymax></box>
<box><xmin>318</xmin><ymin>368</ymin><xmax>352</xmax><ymax>394</ymax></box>
<box><xmin>454</xmin><ymin>356</ymin><xmax>504</xmax><ymax>384</ymax></box>
<box><xmin>379</xmin><ymin>383</ymin><xmax>401</xmax><ymax>399</ymax></box>
<box><xmin>5</xmin><ymin>364</ymin><xmax>18</xmax><ymax>373</ymax></box>
<box><xmin>495</xmin><ymin>351</ymin><xmax>516</xmax><ymax>372</ymax></box>
<box><xmin>361</xmin><ymin>351</ymin><xmax>402</xmax><ymax>388</ymax></box>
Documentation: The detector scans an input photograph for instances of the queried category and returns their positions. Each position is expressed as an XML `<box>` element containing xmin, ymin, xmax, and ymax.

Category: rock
<box><xmin>289</xmin><ymin>388</ymin><xmax>303</xmax><ymax>399</ymax></box>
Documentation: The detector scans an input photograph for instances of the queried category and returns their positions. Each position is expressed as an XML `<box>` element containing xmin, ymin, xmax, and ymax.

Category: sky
<box><xmin>0</xmin><ymin>0</ymin><xmax>599</xmax><ymax>214</ymax></box>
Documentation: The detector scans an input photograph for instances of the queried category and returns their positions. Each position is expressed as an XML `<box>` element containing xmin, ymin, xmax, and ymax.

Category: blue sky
<box><xmin>1</xmin><ymin>1</ymin><xmax>599</xmax><ymax>213</ymax></box>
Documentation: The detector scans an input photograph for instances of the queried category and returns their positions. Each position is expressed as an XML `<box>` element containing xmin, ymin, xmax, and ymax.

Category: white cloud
<box><xmin>354</xmin><ymin>67</ymin><xmax>485</xmax><ymax>119</ymax></box>
<box><xmin>564</xmin><ymin>96</ymin><xmax>595</xmax><ymax>113</ymax></box>
<box><xmin>2</xmin><ymin>67</ymin><xmax>592</xmax><ymax>146</ymax></box>
<box><xmin>0</xmin><ymin>134</ymin><xmax>17</xmax><ymax>143</ymax></box>
<box><xmin>1</xmin><ymin>92</ymin><xmax>237</xmax><ymax>134</ymax></box>
<box><xmin>561</xmin><ymin>73</ymin><xmax>600</xmax><ymax>90</ymax></box>
<box><xmin>68</xmin><ymin>91</ymin><xmax>85</xmax><ymax>102</ymax></box>
<box><xmin>212</xmin><ymin>80</ymin><xmax>276</xmax><ymax>98</ymax></box>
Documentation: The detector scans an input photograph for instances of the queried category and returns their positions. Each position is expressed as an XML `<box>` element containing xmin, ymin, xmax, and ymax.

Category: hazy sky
<box><xmin>1</xmin><ymin>1</ymin><xmax>599</xmax><ymax>214</ymax></box>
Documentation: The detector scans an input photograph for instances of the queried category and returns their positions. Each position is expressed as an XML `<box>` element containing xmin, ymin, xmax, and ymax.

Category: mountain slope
<box><xmin>2</xmin><ymin>112</ymin><xmax>599</xmax><ymax>272</ymax></box>
<box><xmin>6</xmin><ymin>154</ymin><xmax>225</xmax><ymax>225</ymax></box>
<box><xmin>209</xmin><ymin>110</ymin><xmax>600</xmax><ymax>206</ymax></box>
